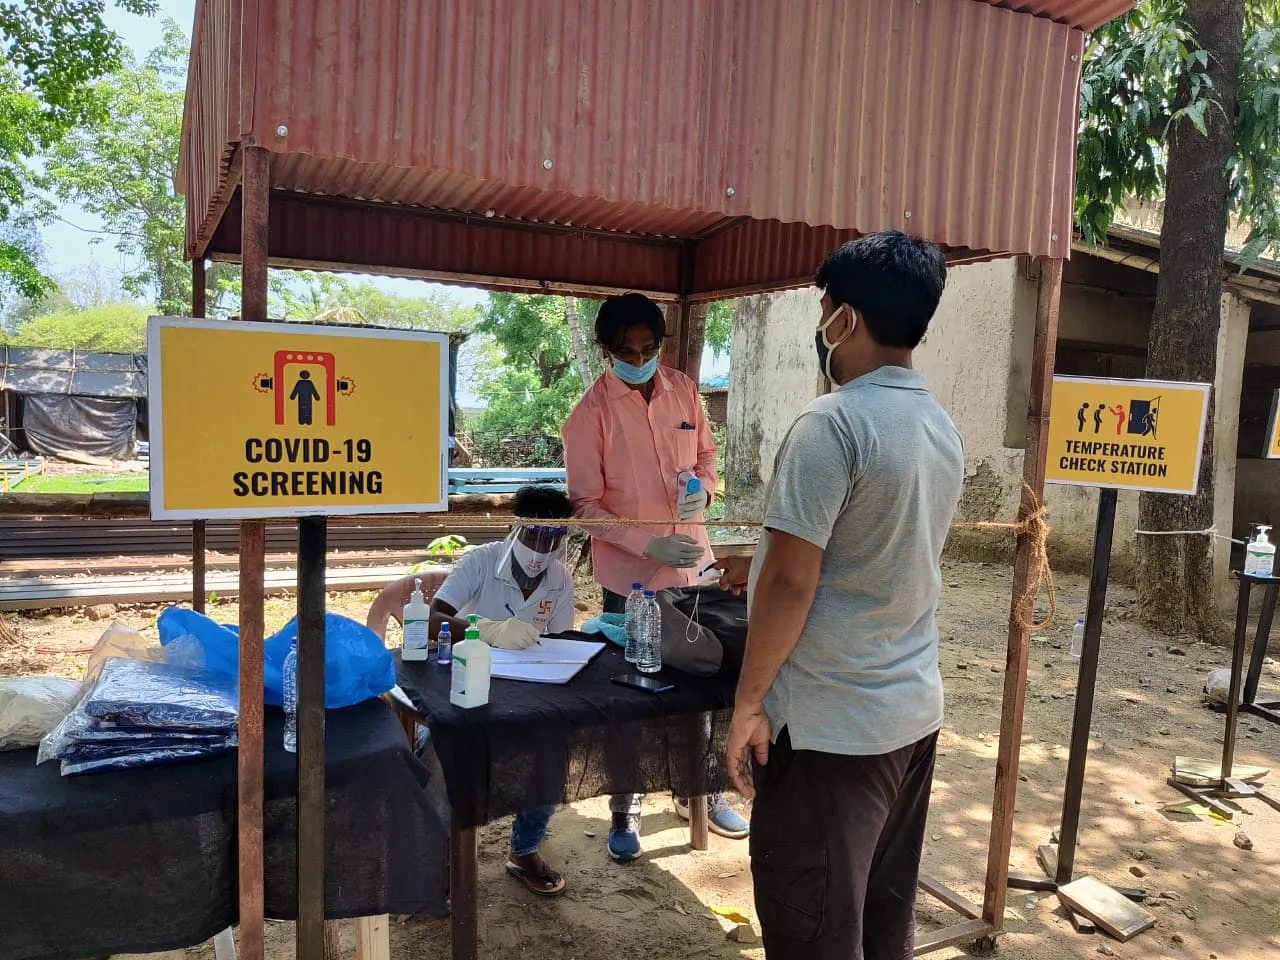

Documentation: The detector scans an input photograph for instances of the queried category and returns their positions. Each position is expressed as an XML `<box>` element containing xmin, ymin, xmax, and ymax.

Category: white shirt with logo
<box><xmin>434</xmin><ymin>541</ymin><xmax>575</xmax><ymax>634</ymax></box>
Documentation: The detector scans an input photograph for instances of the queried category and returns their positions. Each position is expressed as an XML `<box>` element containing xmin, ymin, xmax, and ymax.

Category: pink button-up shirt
<box><xmin>562</xmin><ymin>364</ymin><xmax>717</xmax><ymax>596</ymax></box>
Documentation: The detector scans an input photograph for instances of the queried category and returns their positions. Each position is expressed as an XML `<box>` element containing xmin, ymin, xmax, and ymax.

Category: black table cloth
<box><xmin>396</xmin><ymin>640</ymin><xmax>736</xmax><ymax>830</ymax></box>
<box><xmin>0</xmin><ymin>698</ymin><xmax>448</xmax><ymax>960</ymax></box>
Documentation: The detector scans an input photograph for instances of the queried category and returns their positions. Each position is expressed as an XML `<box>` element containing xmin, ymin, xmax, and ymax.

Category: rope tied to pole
<box><xmin>511</xmin><ymin>479</ymin><xmax>1058</xmax><ymax>628</ymax></box>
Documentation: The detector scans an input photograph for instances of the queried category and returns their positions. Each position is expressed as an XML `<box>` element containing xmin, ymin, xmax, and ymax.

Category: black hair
<box><xmin>814</xmin><ymin>232</ymin><xmax>947</xmax><ymax>349</ymax></box>
<box><xmin>594</xmin><ymin>292</ymin><xmax>666</xmax><ymax>352</ymax></box>
<box><xmin>513</xmin><ymin>485</ymin><xmax>573</xmax><ymax>519</ymax></box>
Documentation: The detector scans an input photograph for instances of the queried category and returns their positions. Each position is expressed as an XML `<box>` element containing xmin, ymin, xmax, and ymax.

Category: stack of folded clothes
<box><xmin>38</xmin><ymin>657</ymin><xmax>238</xmax><ymax>775</ymax></box>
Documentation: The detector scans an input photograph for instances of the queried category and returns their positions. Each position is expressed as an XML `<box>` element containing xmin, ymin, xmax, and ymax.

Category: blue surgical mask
<box><xmin>612</xmin><ymin>354</ymin><xmax>659</xmax><ymax>385</ymax></box>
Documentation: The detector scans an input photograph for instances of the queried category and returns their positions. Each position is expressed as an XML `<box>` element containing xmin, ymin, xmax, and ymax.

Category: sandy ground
<box><xmin>4</xmin><ymin>560</ymin><xmax>1280</xmax><ymax>960</ymax></box>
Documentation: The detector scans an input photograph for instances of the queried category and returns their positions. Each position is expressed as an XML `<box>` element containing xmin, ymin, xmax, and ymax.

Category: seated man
<box><xmin>372</xmin><ymin>485</ymin><xmax>575</xmax><ymax>897</ymax></box>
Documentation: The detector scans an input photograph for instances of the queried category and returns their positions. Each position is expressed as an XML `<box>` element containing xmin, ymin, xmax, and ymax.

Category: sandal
<box><xmin>505</xmin><ymin>853</ymin><xmax>567</xmax><ymax>897</ymax></box>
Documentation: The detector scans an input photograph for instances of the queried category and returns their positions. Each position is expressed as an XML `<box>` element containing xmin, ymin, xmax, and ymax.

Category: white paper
<box><xmin>488</xmin><ymin>637</ymin><xmax>607</xmax><ymax>685</ymax></box>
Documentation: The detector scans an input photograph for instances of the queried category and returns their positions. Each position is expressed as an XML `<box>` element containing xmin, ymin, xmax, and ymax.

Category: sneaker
<box><xmin>607</xmin><ymin>811</ymin><xmax>642</xmax><ymax>862</ymax></box>
<box><xmin>674</xmin><ymin>794</ymin><xmax>750</xmax><ymax>839</ymax></box>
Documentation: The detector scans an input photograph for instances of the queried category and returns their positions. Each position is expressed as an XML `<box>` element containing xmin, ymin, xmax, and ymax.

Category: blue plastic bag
<box><xmin>263</xmin><ymin>614</ymin><xmax>395</xmax><ymax>708</ymax></box>
<box><xmin>158</xmin><ymin>608</ymin><xmax>394</xmax><ymax>709</ymax></box>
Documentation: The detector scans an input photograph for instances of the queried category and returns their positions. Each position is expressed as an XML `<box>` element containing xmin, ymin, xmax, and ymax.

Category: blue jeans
<box><xmin>415</xmin><ymin>724</ymin><xmax>555</xmax><ymax>856</ymax></box>
<box><xmin>511</xmin><ymin>805</ymin><xmax>557</xmax><ymax>856</ymax></box>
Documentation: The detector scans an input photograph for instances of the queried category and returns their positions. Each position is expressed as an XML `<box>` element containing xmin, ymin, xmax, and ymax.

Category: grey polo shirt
<box><xmin>748</xmin><ymin>365</ymin><xmax>964</xmax><ymax>756</ymax></box>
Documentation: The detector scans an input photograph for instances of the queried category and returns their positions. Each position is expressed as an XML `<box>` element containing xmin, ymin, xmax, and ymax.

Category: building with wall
<box><xmin>723</xmin><ymin>230</ymin><xmax>1280</xmax><ymax>610</ymax></box>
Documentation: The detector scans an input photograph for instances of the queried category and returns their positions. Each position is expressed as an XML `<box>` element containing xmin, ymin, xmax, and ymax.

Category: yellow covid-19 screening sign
<box><xmin>1045</xmin><ymin>376</ymin><xmax>1211</xmax><ymax>496</ymax></box>
<box><xmin>148</xmin><ymin>318</ymin><xmax>449</xmax><ymax>520</ymax></box>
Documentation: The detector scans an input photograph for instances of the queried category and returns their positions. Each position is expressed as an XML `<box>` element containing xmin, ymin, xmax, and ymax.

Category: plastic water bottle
<box><xmin>623</xmin><ymin>583</ymin><xmax>645</xmax><ymax>663</ymax></box>
<box><xmin>636</xmin><ymin>590</ymin><xmax>662</xmax><ymax>674</ymax></box>
<box><xmin>283</xmin><ymin>639</ymin><xmax>298</xmax><ymax>753</ymax></box>
<box><xmin>436</xmin><ymin>621</ymin><xmax>452</xmax><ymax>665</ymax></box>
<box><xmin>1069</xmin><ymin>618</ymin><xmax>1085</xmax><ymax>660</ymax></box>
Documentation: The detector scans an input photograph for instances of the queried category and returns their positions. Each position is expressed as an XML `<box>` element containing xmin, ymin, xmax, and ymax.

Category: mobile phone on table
<box><xmin>611</xmin><ymin>673</ymin><xmax>675</xmax><ymax>694</ymax></box>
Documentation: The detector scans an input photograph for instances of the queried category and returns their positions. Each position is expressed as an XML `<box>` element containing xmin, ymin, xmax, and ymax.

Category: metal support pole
<box><xmin>1222</xmin><ymin>577</ymin><xmax>1254</xmax><ymax>785</ymax></box>
<box><xmin>1055</xmin><ymin>487</ymin><xmax>1118</xmax><ymax>884</ymax></box>
<box><xmin>297</xmin><ymin>517</ymin><xmax>328</xmax><ymax>960</ymax></box>
<box><xmin>983</xmin><ymin>257</ymin><xmax>1062</xmax><ymax>930</ymax></box>
<box><xmin>191</xmin><ymin>259</ymin><xmax>207</xmax><ymax>613</ymax></box>
<box><xmin>236</xmin><ymin>144</ymin><xmax>271</xmax><ymax>960</ymax></box>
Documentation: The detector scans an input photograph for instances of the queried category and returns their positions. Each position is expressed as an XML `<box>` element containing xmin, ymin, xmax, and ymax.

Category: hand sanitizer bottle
<box><xmin>401</xmin><ymin>578</ymin><xmax>431</xmax><ymax>661</ymax></box>
<box><xmin>1245</xmin><ymin>525</ymin><xmax>1275</xmax><ymax>578</ymax></box>
<box><xmin>450</xmin><ymin>614</ymin><xmax>491</xmax><ymax>708</ymax></box>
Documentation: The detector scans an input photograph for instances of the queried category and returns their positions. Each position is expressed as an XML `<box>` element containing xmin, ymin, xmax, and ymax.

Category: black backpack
<box><xmin>653</xmin><ymin>586</ymin><xmax>748</xmax><ymax>677</ymax></box>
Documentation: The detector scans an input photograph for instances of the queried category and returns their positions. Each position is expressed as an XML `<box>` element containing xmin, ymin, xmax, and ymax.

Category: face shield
<box><xmin>499</xmin><ymin>521</ymin><xmax>570</xmax><ymax>581</ymax></box>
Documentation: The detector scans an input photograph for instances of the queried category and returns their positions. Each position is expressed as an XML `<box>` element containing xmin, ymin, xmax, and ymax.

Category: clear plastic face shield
<box><xmin>499</xmin><ymin>521</ymin><xmax>570</xmax><ymax>582</ymax></box>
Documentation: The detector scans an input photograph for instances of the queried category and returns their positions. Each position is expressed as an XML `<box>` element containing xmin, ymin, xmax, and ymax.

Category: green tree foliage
<box><xmin>704</xmin><ymin>301</ymin><xmax>733</xmax><ymax>359</ymax></box>
<box><xmin>6</xmin><ymin>301</ymin><xmax>148</xmax><ymax>352</ymax></box>
<box><xmin>0</xmin><ymin>0</ymin><xmax>158</xmax><ymax>299</ymax></box>
<box><xmin>45</xmin><ymin>20</ymin><xmax>186</xmax><ymax>312</ymax></box>
<box><xmin>471</xmin><ymin>293</ymin><xmax>581</xmax><ymax>449</ymax></box>
<box><xmin>1076</xmin><ymin>0</ymin><xmax>1280</xmax><ymax>263</ymax></box>
<box><xmin>275</xmin><ymin>273</ymin><xmax>479</xmax><ymax>331</ymax></box>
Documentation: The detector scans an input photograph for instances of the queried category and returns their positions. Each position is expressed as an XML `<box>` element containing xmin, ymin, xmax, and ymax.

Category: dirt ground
<box><xmin>5</xmin><ymin>559</ymin><xmax>1280</xmax><ymax>960</ymax></box>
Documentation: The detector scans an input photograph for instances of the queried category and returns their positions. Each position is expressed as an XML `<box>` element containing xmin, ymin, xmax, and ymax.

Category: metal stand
<box><xmin>1008</xmin><ymin>489</ymin><xmax>1147</xmax><ymax>902</ymax></box>
<box><xmin>297</xmin><ymin>517</ymin><xmax>328</xmax><ymax>960</ymax></box>
<box><xmin>1168</xmin><ymin>572</ymin><xmax>1280</xmax><ymax>816</ymax></box>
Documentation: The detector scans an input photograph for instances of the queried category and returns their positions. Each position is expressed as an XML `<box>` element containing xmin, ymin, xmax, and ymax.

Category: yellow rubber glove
<box><xmin>475</xmin><ymin>617</ymin><xmax>541</xmax><ymax>650</ymax></box>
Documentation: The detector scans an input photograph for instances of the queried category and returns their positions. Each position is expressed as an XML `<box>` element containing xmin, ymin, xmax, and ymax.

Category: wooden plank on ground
<box><xmin>1174</xmin><ymin>756</ymin><xmax>1268</xmax><ymax>786</ymax></box>
<box><xmin>913</xmin><ymin>918</ymin><xmax>990</xmax><ymax>955</ymax></box>
<box><xmin>1223</xmin><ymin>777</ymin><xmax>1258</xmax><ymax>798</ymax></box>
<box><xmin>1036</xmin><ymin>844</ymin><xmax>1058</xmax><ymax>878</ymax></box>
<box><xmin>1033</xmin><ymin>846</ymin><xmax>1097</xmax><ymax>933</ymax></box>
<box><xmin>355</xmin><ymin>915</ymin><xmax>391</xmax><ymax>960</ymax></box>
<box><xmin>917</xmin><ymin>876</ymin><xmax>982</xmax><ymax>920</ymax></box>
<box><xmin>1057</xmin><ymin>876</ymin><xmax>1155</xmax><ymax>942</ymax></box>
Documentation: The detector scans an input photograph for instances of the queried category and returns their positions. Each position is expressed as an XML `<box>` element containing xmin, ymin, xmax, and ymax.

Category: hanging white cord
<box><xmin>685</xmin><ymin>586</ymin><xmax>701</xmax><ymax>643</ymax></box>
<box><xmin>1133</xmin><ymin>525</ymin><xmax>1246</xmax><ymax>546</ymax></box>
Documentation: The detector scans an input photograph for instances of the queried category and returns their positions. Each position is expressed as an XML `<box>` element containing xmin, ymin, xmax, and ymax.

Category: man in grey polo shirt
<box><xmin>722</xmin><ymin>232</ymin><xmax>963</xmax><ymax>959</ymax></box>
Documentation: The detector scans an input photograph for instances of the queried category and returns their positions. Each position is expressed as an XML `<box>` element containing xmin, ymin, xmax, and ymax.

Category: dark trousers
<box><xmin>750</xmin><ymin>727</ymin><xmax>938</xmax><ymax>960</ymax></box>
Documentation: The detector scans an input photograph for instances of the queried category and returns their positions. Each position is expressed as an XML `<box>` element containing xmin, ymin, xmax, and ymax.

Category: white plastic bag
<box><xmin>0</xmin><ymin>677</ymin><xmax>82</xmax><ymax>751</ymax></box>
<box><xmin>1204</xmin><ymin>667</ymin><xmax>1244</xmax><ymax>707</ymax></box>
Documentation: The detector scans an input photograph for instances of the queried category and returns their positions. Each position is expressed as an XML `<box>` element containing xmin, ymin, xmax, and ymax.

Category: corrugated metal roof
<box><xmin>981</xmin><ymin>0</ymin><xmax>1133</xmax><ymax>31</ymax></box>
<box><xmin>206</xmin><ymin>191</ymin><xmax>687</xmax><ymax>298</ymax></box>
<box><xmin>181</xmin><ymin>0</ymin><xmax>1135</xmax><ymax>290</ymax></box>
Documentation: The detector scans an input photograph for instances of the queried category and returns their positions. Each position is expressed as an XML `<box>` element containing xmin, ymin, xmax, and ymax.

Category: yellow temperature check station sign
<box><xmin>148</xmin><ymin>318</ymin><xmax>449</xmax><ymax>520</ymax></box>
<box><xmin>1045</xmin><ymin>376</ymin><xmax>1211</xmax><ymax>496</ymax></box>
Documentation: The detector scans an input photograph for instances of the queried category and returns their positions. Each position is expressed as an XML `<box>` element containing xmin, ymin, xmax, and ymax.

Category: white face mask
<box><xmin>511</xmin><ymin>538</ymin><xmax>550</xmax><ymax>576</ymax></box>
<box><xmin>815</xmin><ymin>304</ymin><xmax>855</xmax><ymax>383</ymax></box>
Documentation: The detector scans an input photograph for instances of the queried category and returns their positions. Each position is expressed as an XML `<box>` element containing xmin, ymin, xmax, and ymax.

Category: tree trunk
<box><xmin>1136</xmin><ymin>0</ymin><xmax>1245</xmax><ymax>637</ymax></box>
<box><xmin>564</xmin><ymin>297</ymin><xmax>600</xmax><ymax>388</ymax></box>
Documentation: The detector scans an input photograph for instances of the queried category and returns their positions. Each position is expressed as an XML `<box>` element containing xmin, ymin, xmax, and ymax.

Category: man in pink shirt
<box><xmin>562</xmin><ymin>293</ymin><xmax>750</xmax><ymax>861</ymax></box>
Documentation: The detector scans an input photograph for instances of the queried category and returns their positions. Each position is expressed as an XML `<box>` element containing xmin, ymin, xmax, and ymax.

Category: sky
<box><xmin>42</xmin><ymin>0</ymin><xmax>730</xmax><ymax>392</ymax></box>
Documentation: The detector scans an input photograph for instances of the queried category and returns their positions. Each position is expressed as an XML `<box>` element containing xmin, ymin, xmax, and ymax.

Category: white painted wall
<box><xmin>724</xmin><ymin>289</ymin><xmax>824</xmax><ymax>520</ymax></box>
